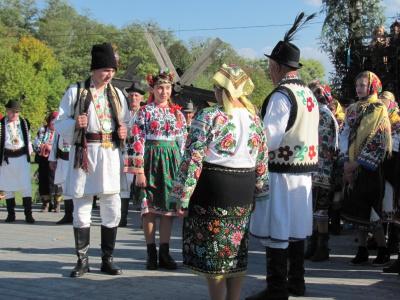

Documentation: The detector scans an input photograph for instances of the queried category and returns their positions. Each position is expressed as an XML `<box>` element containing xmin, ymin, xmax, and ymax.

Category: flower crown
<box><xmin>146</xmin><ymin>69</ymin><xmax>174</xmax><ymax>86</ymax></box>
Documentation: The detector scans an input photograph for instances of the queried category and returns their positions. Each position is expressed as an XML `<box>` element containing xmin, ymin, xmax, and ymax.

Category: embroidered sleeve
<box><xmin>124</xmin><ymin>106</ymin><xmax>147</xmax><ymax>174</ymax></box>
<box><xmin>170</xmin><ymin>108</ymin><xmax>214</xmax><ymax>209</ymax></box>
<box><xmin>252</xmin><ymin>115</ymin><xmax>269</xmax><ymax>198</ymax></box>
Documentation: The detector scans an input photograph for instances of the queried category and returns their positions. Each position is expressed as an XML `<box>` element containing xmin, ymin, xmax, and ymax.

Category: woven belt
<box><xmin>202</xmin><ymin>162</ymin><xmax>255</xmax><ymax>173</ymax></box>
<box><xmin>58</xmin><ymin>150</ymin><xmax>69</xmax><ymax>161</ymax></box>
<box><xmin>4</xmin><ymin>147</ymin><xmax>26</xmax><ymax>158</ymax></box>
<box><xmin>86</xmin><ymin>132</ymin><xmax>117</xmax><ymax>143</ymax></box>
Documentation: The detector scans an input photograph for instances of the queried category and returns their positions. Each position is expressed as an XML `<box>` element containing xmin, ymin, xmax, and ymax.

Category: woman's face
<box><xmin>355</xmin><ymin>77</ymin><xmax>369</xmax><ymax>99</ymax></box>
<box><xmin>328</xmin><ymin>101</ymin><xmax>337</xmax><ymax>114</ymax></box>
<box><xmin>150</xmin><ymin>83</ymin><xmax>171</xmax><ymax>105</ymax></box>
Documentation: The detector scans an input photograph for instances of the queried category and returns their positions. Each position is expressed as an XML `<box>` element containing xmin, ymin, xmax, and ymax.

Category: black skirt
<box><xmin>38</xmin><ymin>155</ymin><xmax>62</xmax><ymax>196</ymax></box>
<box><xmin>341</xmin><ymin>165</ymin><xmax>385</xmax><ymax>226</ymax></box>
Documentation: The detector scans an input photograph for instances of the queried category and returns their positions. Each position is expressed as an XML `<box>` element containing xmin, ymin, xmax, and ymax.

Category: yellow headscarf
<box><xmin>349</xmin><ymin>72</ymin><xmax>391</xmax><ymax>162</ymax></box>
<box><xmin>212</xmin><ymin>63</ymin><xmax>255</xmax><ymax>116</ymax></box>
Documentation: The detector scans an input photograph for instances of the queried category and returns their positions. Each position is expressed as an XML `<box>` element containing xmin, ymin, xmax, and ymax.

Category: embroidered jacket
<box><xmin>261</xmin><ymin>79</ymin><xmax>319</xmax><ymax>173</ymax></box>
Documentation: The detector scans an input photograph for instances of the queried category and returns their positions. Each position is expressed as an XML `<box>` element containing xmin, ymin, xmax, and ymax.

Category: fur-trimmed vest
<box><xmin>261</xmin><ymin>79</ymin><xmax>319</xmax><ymax>173</ymax></box>
<box><xmin>0</xmin><ymin>116</ymin><xmax>31</xmax><ymax>165</ymax></box>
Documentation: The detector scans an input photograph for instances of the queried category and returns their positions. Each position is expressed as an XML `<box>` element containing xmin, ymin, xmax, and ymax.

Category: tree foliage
<box><xmin>0</xmin><ymin>0</ymin><xmax>328</xmax><ymax>128</ymax></box>
<box><xmin>320</xmin><ymin>0</ymin><xmax>385</xmax><ymax>97</ymax></box>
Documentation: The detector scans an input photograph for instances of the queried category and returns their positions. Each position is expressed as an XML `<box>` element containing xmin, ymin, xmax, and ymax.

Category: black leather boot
<box><xmin>70</xmin><ymin>227</ymin><xmax>90</xmax><ymax>277</ymax></box>
<box><xmin>118</xmin><ymin>198</ymin><xmax>130</xmax><ymax>227</ymax></box>
<box><xmin>159</xmin><ymin>243</ymin><xmax>177</xmax><ymax>270</ymax></box>
<box><xmin>56</xmin><ymin>199</ymin><xmax>74</xmax><ymax>224</ymax></box>
<box><xmin>311</xmin><ymin>232</ymin><xmax>330</xmax><ymax>262</ymax></box>
<box><xmin>5</xmin><ymin>198</ymin><xmax>16</xmax><ymax>222</ymax></box>
<box><xmin>288</xmin><ymin>241</ymin><xmax>306</xmax><ymax>296</ymax></box>
<box><xmin>304</xmin><ymin>230</ymin><xmax>318</xmax><ymax>259</ymax></box>
<box><xmin>100</xmin><ymin>226</ymin><xmax>122</xmax><ymax>275</ymax></box>
<box><xmin>22</xmin><ymin>197</ymin><xmax>35</xmax><ymax>224</ymax></box>
<box><xmin>245</xmin><ymin>247</ymin><xmax>289</xmax><ymax>300</ymax></box>
<box><xmin>383</xmin><ymin>251</ymin><xmax>400</xmax><ymax>273</ymax></box>
<box><xmin>146</xmin><ymin>243</ymin><xmax>158</xmax><ymax>270</ymax></box>
<box><xmin>387</xmin><ymin>224</ymin><xmax>400</xmax><ymax>254</ymax></box>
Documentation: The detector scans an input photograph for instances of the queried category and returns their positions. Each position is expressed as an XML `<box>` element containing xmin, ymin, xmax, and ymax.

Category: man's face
<box><xmin>128</xmin><ymin>91</ymin><xmax>143</xmax><ymax>110</ymax></box>
<box><xmin>92</xmin><ymin>68</ymin><xmax>116</xmax><ymax>87</ymax></box>
<box><xmin>6</xmin><ymin>108</ymin><xmax>19</xmax><ymax>122</ymax></box>
<box><xmin>183</xmin><ymin>111</ymin><xmax>194</xmax><ymax>124</ymax></box>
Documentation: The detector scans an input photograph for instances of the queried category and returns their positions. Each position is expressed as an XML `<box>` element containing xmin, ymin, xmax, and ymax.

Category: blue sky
<box><xmin>37</xmin><ymin>0</ymin><xmax>400</xmax><ymax>79</ymax></box>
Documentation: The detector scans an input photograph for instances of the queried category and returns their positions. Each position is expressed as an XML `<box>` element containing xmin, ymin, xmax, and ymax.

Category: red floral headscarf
<box><xmin>356</xmin><ymin>71</ymin><xmax>382</xmax><ymax>101</ymax></box>
<box><xmin>308</xmin><ymin>80</ymin><xmax>332</xmax><ymax>105</ymax></box>
<box><xmin>45</xmin><ymin>111</ymin><xmax>58</xmax><ymax>129</ymax></box>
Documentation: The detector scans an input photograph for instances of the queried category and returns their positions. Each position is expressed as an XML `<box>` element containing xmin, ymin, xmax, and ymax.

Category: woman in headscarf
<box><xmin>171</xmin><ymin>64</ymin><xmax>269</xmax><ymax>300</ymax></box>
<box><xmin>125</xmin><ymin>69</ymin><xmax>187</xmax><ymax>271</ymax></box>
<box><xmin>305</xmin><ymin>80</ymin><xmax>339</xmax><ymax>262</ymax></box>
<box><xmin>34</xmin><ymin>111</ymin><xmax>63</xmax><ymax>212</ymax></box>
<box><xmin>379</xmin><ymin>91</ymin><xmax>400</xmax><ymax>273</ymax></box>
<box><xmin>338</xmin><ymin>71</ymin><xmax>392</xmax><ymax>267</ymax></box>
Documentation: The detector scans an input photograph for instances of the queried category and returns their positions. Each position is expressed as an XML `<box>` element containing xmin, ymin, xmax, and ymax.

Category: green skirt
<box><xmin>138</xmin><ymin>140</ymin><xmax>181</xmax><ymax>216</ymax></box>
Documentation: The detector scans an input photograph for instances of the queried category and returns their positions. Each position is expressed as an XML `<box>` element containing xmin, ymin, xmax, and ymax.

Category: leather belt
<box><xmin>4</xmin><ymin>148</ymin><xmax>26</xmax><ymax>158</ymax></box>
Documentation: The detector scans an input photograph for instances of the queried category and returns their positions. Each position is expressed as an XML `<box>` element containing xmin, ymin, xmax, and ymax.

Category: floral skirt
<box><xmin>183</xmin><ymin>165</ymin><xmax>255</xmax><ymax>279</ymax></box>
<box><xmin>138</xmin><ymin>140</ymin><xmax>181</xmax><ymax>216</ymax></box>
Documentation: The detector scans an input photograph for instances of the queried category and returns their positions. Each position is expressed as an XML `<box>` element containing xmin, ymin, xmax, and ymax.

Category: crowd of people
<box><xmin>1</xmin><ymin>13</ymin><xmax>400</xmax><ymax>300</ymax></box>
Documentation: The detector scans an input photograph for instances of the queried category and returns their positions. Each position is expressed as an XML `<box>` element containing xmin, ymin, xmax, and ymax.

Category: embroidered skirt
<box><xmin>341</xmin><ymin>165</ymin><xmax>385</xmax><ymax>229</ymax></box>
<box><xmin>312</xmin><ymin>185</ymin><xmax>332</xmax><ymax>220</ymax></box>
<box><xmin>139</xmin><ymin>140</ymin><xmax>181</xmax><ymax>216</ymax></box>
<box><xmin>183</xmin><ymin>164</ymin><xmax>255</xmax><ymax>279</ymax></box>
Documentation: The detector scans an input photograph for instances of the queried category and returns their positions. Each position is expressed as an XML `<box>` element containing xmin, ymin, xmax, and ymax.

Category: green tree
<box><xmin>320</xmin><ymin>0</ymin><xmax>386</xmax><ymax>97</ymax></box>
<box><xmin>0</xmin><ymin>0</ymin><xmax>38</xmax><ymax>36</ymax></box>
<box><xmin>298</xmin><ymin>58</ymin><xmax>326</xmax><ymax>84</ymax></box>
<box><xmin>168</xmin><ymin>40</ymin><xmax>193</xmax><ymax>73</ymax></box>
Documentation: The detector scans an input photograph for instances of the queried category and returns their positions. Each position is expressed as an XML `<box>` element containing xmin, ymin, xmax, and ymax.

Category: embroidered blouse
<box><xmin>312</xmin><ymin>105</ymin><xmax>339</xmax><ymax>189</ymax></box>
<box><xmin>170</xmin><ymin>106</ymin><xmax>269</xmax><ymax>208</ymax></box>
<box><xmin>34</xmin><ymin>126</ymin><xmax>55</xmax><ymax>157</ymax></box>
<box><xmin>124</xmin><ymin>102</ymin><xmax>187</xmax><ymax>174</ymax></box>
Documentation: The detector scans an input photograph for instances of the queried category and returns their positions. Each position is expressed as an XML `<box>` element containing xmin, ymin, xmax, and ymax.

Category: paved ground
<box><xmin>0</xmin><ymin>203</ymin><xmax>399</xmax><ymax>300</ymax></box>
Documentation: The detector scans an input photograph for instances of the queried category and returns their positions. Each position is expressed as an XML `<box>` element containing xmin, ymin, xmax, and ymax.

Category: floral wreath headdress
<box><xmin>146</xmin><ymin>69</ymin><xmax>174</xmax><ymax>86</ymax></box>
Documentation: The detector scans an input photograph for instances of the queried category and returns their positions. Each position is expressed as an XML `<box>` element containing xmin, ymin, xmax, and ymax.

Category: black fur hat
<box><xmin>91</xmin><ymin>42</ymin><xmax>117</xmax><ymax>71</ymax></box>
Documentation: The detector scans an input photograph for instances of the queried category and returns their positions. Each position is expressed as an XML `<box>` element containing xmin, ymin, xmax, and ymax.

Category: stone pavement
<box><xmin>0</xmin><ymin>203</ymin><xmax>399</xmax><ymax>300</ymax></box>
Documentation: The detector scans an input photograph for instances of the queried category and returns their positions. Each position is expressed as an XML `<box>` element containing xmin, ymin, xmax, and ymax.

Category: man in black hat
<box><xmin>247</xmin><ymin>12</ymin><xmax>319</xmax><ymax>300</ymax></box>
<box><xmin>54</xmin><ymin>42</ymin><xmax>130</xmax><ymax>277</ymax></box>
<box><xmin>118</xmin><ymin>81</ymin><xmax>145</xmax><ymax>227</ymax></box>
<box><xmin>0</xmin><ymin>99</ymin><xmax>35</xmax><ymax>224</ymax></box>
<box><xmin>182</xmin><ymin>100</ymin><xmax>196</xmax><ymax>127</ymax></box>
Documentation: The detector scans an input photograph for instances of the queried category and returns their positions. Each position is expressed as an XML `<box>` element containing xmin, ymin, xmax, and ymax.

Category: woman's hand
<box><xmin>135</xmin><ymin>173</ymin><xmax>147</xmax><ymax>188</ymax></box>
<box><xmin>177</xmin><ymin>204</ymin><xmax>188</xmax><ymax>217</ymax></box>
<box><xmin>49</xmin><ymin>161</ymin><xmax>57</xmax><ymax>170</ymax></box>
<box><xmin>343</xmin><ymin>161</ymin><xmax>360</xmax><ymax>174</ymax></box>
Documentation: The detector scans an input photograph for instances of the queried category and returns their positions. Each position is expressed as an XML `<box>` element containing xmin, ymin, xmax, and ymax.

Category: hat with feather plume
<box><xmin>265</xmin><ymin>12</ymin><xmax>317</xmax><ymax>69</ymax></box>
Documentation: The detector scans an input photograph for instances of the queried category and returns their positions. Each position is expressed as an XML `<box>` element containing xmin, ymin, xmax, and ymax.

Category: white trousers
<box><xmin>73</xmin><ymin>194</ymin><xmax>121</xmax><ymax>228</ymax></box>
<box><xmin>4</xmin><ymin>189</ymin><xmax>31</xmax><ymax>199</ymax></box>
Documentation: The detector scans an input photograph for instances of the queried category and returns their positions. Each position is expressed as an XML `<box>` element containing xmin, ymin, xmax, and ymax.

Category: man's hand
<box><xmin>75</xmin><ymin>113</ymin><xmax>88</xmax><ymax>130</ymax></box>
<box><xmin>117</xmin><ymin>123</ymin><xmax>127</xmax><ymax>140</ymax></box>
